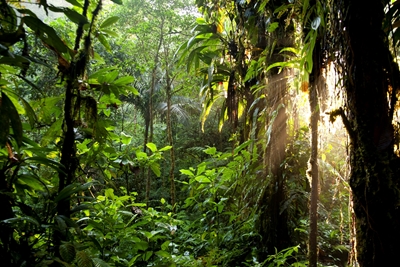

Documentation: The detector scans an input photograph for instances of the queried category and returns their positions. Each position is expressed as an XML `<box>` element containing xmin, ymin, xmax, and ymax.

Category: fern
<box><xmin>76</xmin><ymin>251</ymin><xmax>93</xmax><ymax>267</ymax></box>
<box><xmin>92</xmin><ymin>258</ymin><xmax>111</xmax><ymax>267</ymax></box>
<box><xmin>59</xmin><ymin>242</ymin><xmax>76</xmax><ymax>263</ymax></box>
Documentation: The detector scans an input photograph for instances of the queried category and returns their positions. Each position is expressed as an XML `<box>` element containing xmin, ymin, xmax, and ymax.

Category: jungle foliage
<box><xmin>1</xmin><ymin>0</ymin><xmax>398</xmax><ymax>266</ymax></box>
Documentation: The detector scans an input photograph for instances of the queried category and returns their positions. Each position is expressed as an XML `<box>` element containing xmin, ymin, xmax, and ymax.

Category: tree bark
<box><xmin>165</xmin><ymin>58</ymin><xmax>176</xmax><ymax>209</ymax></box>
<box><xmin>340</xmin><ymin>0</ymin><xmax>400</xmax><ymax>265</ymax></box>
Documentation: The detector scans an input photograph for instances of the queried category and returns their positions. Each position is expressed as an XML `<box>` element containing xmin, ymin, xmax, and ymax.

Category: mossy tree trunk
<box><xmin>339</xmin><ymin>0</ymin><xmax>400</xmax><ymax>265</ymax></box>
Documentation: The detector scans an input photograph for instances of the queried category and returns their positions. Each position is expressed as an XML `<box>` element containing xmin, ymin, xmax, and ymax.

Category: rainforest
<box><xmin>1</xmin><ymin>0</ymin><xmax>399</xmax><ymax>266</ymax></box>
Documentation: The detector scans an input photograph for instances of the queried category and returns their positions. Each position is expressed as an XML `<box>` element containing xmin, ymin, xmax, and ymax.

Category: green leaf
<box><xmin>23</xmin><ymin>16</ymin><xmax>68</xmax><ymax>54</ymax></box>
<box><xmin>26</xmin><ymin>156</ymin><xmax>66</xmax><ymax>174</ymax></box>
<box><xmin>55</xmin><ymin>182</ymin><xmax>93</xmax><ymax>202</ymax></box>
<box><xmin>110</xmin><ymin>0</ymin><xmax>123</xmax><ymax>4</ymax></box>
<box><xmin>134</xmin><ymin>241</ymin><xmax>149</xmax><ymax>251</ymax></box>
<box><xmin>128</xmin><ymin>254</ymin><xmax>141</xmax><ymax>266</ymax></box>
<box><xmin>104</xmin><ymin>70</ymin><xmax>119</xmax><ymax>84</ymax></box>
<box><xmin>97</xmin><ymin>33</ymin><xmax>111</xmax><ymax>52</ymax></box>
<box><xmin>197</xmin><ymin>162</ymin><xmax>207</xmax><ymax>175</ymax></box>
<box><xmin>180</xmin><ymin>169</ymin><xmax>194</xmax><ymax>177</ymax></box>
<box><xmin>100</xmin><ymin>16</ymin><xmax>120</xmax><ymax>29</ymax></box>
<box><xmin>17</xmin><ymin>175</ymin><xmax>44</xmax><ymax>190</ymax></box>
<box><xmin>233</xmin><ymin>140</ymin><xmax>252</xmax><ymax>154</ymax></box>
<box><xmin>195</xmin><ymin>175</ymin><xmax>211</xmax><ymax>183</ymax></box>
<box><xmin>104</xmin><ymin>188</ymin><xmax>115</xmax><ymax>199</ymax></box>
<box><xmin>59</xmin><ymin>242</ymin><xmax>76</xmax><ymax>263</ymax></box>
<box><xmin>126</xmin><ymin>86</ymin><xmax>139</xmax><ymax>95</ymax></box>
<box><xmin>3</xmin><ymin>216</ymin><xmax>39</xmax><ymax>226</ymax></box>
<box><xmin>268</xmin><ymin>22</ymin><xmax>279</xmax><ymax>32</ymax></box>
<box><xmin>146</xmin><ymin>143</ymin><xmax>157</xmax><ymax>152</ymax></box>
<box><xmin>0</xmin><ymin>55</ymin><xmax>30</xmax><ymax>68</ymax></box>
<box><xmin>120</xmin><ymin>132</ymin><xmax>132</xmax><ymax>145</ymax></box>
<box><xmin>113</xmin><ymin>76</ymin><xmax>134</xmax><ymax>85</ymax></box>
<box><xmin>159</xmin><ymin>145</ymin><xmax>172</xmax><ymax>152</ymax></box>
<box><xmin>203</xmin><ymin>147</ymin><xmax>217</xmax><ymax>155</ymax></box>
<box><xmin>92</xmin><ymin>258</ymin><xmax>111</xmax><ymax>267</ymax></box>
<box><xmin>161</xmin><ymin>240</ymin><xmax>170</xmax><ymax>251</ymax></box>
<box><xmin>143</xmin><ymin>251</ymin><xmax>153</xmax><ymax>261</ymax></box>
<box><xmin>48</xmin><ymin>6</ymin><xmax>89</xmax><ymax>25</ymax></box>
<box><xmin>70</xmin><ymin>204</ymin><xmax>91</xmax><ymax>214</ymax></box>
<box><xmin>100</xmin><ymin>29</ymin><xmax>119</xmax><ymax>38</ymax></box>
<box><xmin>1</xmin><ymin>92</ymin><xmax>23</xmax><ymax>146</ymax></box>
<box><xmin>89</xmin><ymin>67</ymin><xmax>116</xmax><ymax>79</ymax></box>
<box><xmin>149</xmin><ymin>162</ymin><xmax>161</xmax><ymax>177</ymax></box>
<box><xmin>76</xmin><ymin>250</ymin><xmax>92</xmax><ymax>267</ymax></box>
<box><xmin>155</xmin><ymin>250</ymin><xmax>171</xmax><ymax>258</ymax></box>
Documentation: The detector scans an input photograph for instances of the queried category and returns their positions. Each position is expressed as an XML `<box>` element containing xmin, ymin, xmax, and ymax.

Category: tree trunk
<box><xmin>340</xmin><ymin>0</ymin><xmax>400</xmax><ymax>265</ymax></box>
<box><xmin>165</xmin><ymin>62</ymin><xmax>176</xmax><ymax>209</ymax></box>
<box><xmin>54</xmin><ymin>77</ymin><xmax>76</xmax><ymax>249</ymax></box>
<box><xmin>0</xmin><ymin>168</ymin><xmax>17</xmax><ymax>265</ymax></box>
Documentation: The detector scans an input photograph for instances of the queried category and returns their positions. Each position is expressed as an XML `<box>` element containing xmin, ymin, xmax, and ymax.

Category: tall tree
<box><xmin>330</xmin><ymin>0</ymin><xmax>400</xmax><ymax>265</ymax></box>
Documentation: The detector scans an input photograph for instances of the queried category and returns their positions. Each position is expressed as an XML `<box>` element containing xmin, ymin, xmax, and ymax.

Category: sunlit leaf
<box><xmin>100</xmin><ymin>16</ymin><xmax>120</xmax><ymax>29</ymax></box>
<box><xmin>120</xmin><ymin>132</ymin><xmax>132</xmax><ymax>145</ymax></box>
<box><xmin>100</xmin><ymin>28</ymin><xmax>119</xmax><ymax>37</ymax></box>
<box><xmin>195</xmin><ymin>175</ymin><xmax>211</xmax><ymax>183</ymax></box>
<box><xmin>268</xmin><ymin>22</ymin><xmax>279</xmax><ymax>32</ymax></box>
<box><xmin>158</xmin><ymin>145</ymin><xmax>172</xmax><ymax>152</ymax></box>
<box><xmin>180</xmin><ymin>169</ymin><xmax>194</xmax><ymax>177</ymax></box>
<box><xmin>146</xmin><ymin>143</ymin><xmax>157</xmax><ymax>153</ymax></box>
<box><xmin>203</xmin><ymin>146</ymin><xmax>217</xmax><ymax>155</ymax></box>
<box><xmin>113</xmin><ymin>76</ymin><xmax>134</xmax><ymax>85</ymax></box>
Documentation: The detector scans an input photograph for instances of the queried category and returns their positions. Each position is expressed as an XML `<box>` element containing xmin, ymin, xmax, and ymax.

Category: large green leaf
<box><xmin>55</xmin><ymin>182</ymin><xmax>94</xmax><ymax>202</ymax></box>
<box><xmin>100</xmin><ymin>16</ymin><xmax>120</xmax><ymax>29</ymax></box>
<box><xmin>23</xmin><ymin>16</ymin><xmax>69</xmax><ymax>54</ymax></box>
<box><xmin>26</xmin><ymin>156</ymin><xmax>66</xmax><ymax>174</ymax></box>
<box><xmin>47</xmin><ymin>6</ymin><xmax>89</xmax><ymax>25</ymax></box>
<box><xmin>3</xmin><ymin>216</ymin><xmax>40</xmax><ymax>226</ymax></box>
<box><xmin>113</xmin><ymin>76</ymin><xmax>134</xmax><ymax>85</ymax></box>
<box><xmin>146</xmin><ymin>143</ymin><xmax>157</xmax><ymax>152</ymax></box>
<box><xmin>17</xmin><ymin>174</ymin><xmax>45</xmax><ymax>190</ymax></box>
<box><xmin>97</xmin><ymin>33</ymin><xmax>111</xmax><ymax>52</ymax></box>
<box><xmin>1</xmin><ymin>92</ymin><xmax>22</xmax><ymax>146</ymax></box>
<box><xmin>59</xmin><ymin>242</ymin><xmax>76</xmax><ymax>263</ymax></box>
<box><xmin>149</xmin><ymin>162</ymin><xmax>161</xmax><ymax>177</ymax></box>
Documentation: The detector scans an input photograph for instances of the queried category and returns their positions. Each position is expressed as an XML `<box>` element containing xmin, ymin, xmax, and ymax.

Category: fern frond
<box><xmin>76</xmin><ymin>251</ymin><xmax>93</xmax><ymax>267</ymax></box>
<box><xmin>59</xmin><ymin>242</ymin><xmax>76</xmax><ymax>263</ymax></box>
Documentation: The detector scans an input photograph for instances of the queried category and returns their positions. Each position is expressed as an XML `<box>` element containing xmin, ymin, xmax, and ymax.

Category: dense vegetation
<box><xmin>0</xmin><ymin>0</ymin><xmax>399</xmax><ymax>266</ymax></box>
